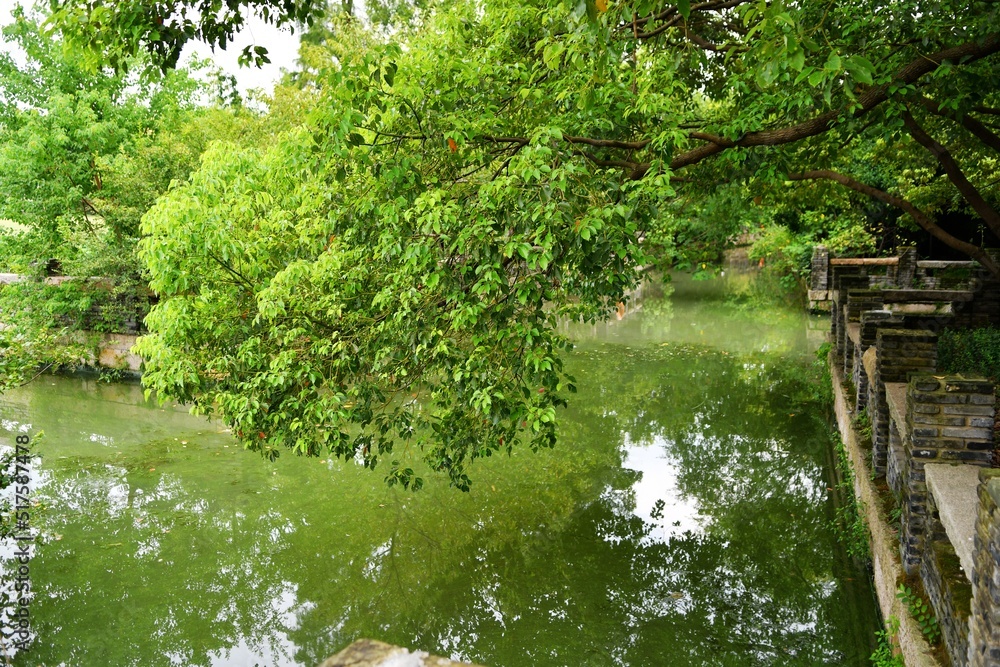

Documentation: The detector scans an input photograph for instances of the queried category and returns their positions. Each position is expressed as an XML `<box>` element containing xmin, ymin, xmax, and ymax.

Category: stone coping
<box><xmin>925</xmin><ymin>463</ymin><xmax>981</xmax><ymax>581</ymax></box>
<box><xmin>885</xmin><ymin>382</ymin><xmax>909</xmax><ymax>441</ymax></box>
<box><xmin>831</xmin><ymin>257</ymin><xmax>900</xmax><ymax>266</ymax></box>
<box><xmin>915</xmin><ymin>260</ymin><xmax>979</xmax><ymax>269</ymax></box>
<box><xmin>318</xmin><ymin>639</ymin><xmax>482</xmax><ymax>667</ymax></box>
<box><xmin>888</xmin><ymin>303</ymin><xmax>954</xmax><ymax>315</ymax></box>
<box><xmin>847</xmin><ymin>323</ymin><xmax>861</xmax><ymax>346</ymax></box>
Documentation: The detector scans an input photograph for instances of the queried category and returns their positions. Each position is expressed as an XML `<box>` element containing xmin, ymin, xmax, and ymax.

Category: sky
<box><xmin>0</xmin><ymin>0</ymin><xmax>302</xmax><ymax>97</ymax></box>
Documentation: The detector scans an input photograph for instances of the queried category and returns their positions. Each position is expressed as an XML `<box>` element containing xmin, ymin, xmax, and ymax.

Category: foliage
<box><xmin>48</xmin><ymin>0</ymin><xmax>433</xmax><ymax>71</ymax></box>
<box><xmin>939</xmin><ymin>327</ymin><xmax>1000</xmax><ymax>381</ymax></box>
<box><xmin>832</xmin><ymin>432</ymin><xmax>870</xmax><ymax>560</ymax></box>
<box><xmin>645</xmin><ymin>183</ymin><xmax>763</xmax><ymax>273</ymax></box>
<box><xmin>870</xmin><ymin>617</ymin><xmax>905</xmax><ymax>667</ymax></box>
<box><xmin>897</xmin><ymin>583</ymin><xmax>941</xmax><ymax>646</ymax></box>
<box><xmin>748</xmin><ymin>225</ymin><xmax>813</xmax><ymax>289</ymax></box>
<box><xmin>854</xmin><ymin>407</ymin><xmax>873</xmax><ymax>445</ymax></box>
<box><xmin>745</xmin><ymin>208</ymin><xmax>879</xmax><ymax>289</ymax></box>
<box><xmin>44</xmin><ymin>0</ymin><xmax>1000</xmax><ymax>485</ymax></box>
<box><xmin>0</xmin><ymin>282</ymin><xmax>92</xmax><ymax>392</ymax></box>
<box><xmin>47</xmin><ymin>0</ymin><xmax>321</xmax><ymax>70</ymax></box>
<box><xmin>0</xmin><ymin>9</ymin><xmax>256</xmax><ymax>389</ymax></box>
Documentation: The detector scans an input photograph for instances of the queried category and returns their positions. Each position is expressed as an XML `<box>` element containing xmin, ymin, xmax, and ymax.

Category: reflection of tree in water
<box><xmin>23</xmin><ymin>457</ymin><xmax>306</xmax><ymax>667</ymax></box>
<box><xmin>9</xmin><ymin>341</ymin><xmax>875</xmax><ymax>667</ymax></box>
<box><xmin>287</xmin><ymin>344</ymin><xmax>875</xmax><ymax>667</ymax></box>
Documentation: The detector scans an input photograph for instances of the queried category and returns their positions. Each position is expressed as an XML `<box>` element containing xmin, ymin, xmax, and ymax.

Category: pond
<box><xmin>2</xmin><ymin>274</ymin><xmax>879</xmax><ymax>666</ymax></box>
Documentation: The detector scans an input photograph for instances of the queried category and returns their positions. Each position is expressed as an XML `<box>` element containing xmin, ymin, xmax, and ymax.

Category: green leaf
<box><xmin>844</xmin><ymin>54</ymin><xmax>874</xmax><ymax>85</ymax></box>
<box><xmin>788</xmin><ymin>49</ymin><xmax>805</xmax><ymax>72</ymax></box>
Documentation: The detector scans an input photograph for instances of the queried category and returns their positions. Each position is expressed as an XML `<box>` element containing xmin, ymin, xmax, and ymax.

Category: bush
<box><xmin>939</xmin><ymin>327</ymin><xmax>1000</xmax><ymax>381</ymax></box>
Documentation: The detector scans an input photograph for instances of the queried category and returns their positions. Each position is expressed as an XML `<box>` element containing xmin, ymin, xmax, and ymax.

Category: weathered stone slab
<box><xmin>915</xmin><ymin>260</ymin><xmax>978</xmax><ymax>270</ymax></box>
<box><xmin>831</xmin><ymin>257</ymin><xmax>899</xmax><ymax>266</ymax></box>
<box><xmin>889</xmin><ymin>303</ymin><xmax>954</xmax><ymax>315</ymax></box>
<box><xmin>925</xmin><ymin>463</ymin><xmax>981</xmax><ymax>581</ymax></box>
<box><xmin>863</xmin><ymin>347</ymin><xmax>877</xmax><ymax>385</ymax></box>
<box><xmin>886</xmin><ymin>382</ymin><xmax>909</xmax><ymax>442</ymax></box>
<box><xmin>318</xmin><ymin>640</ymin><xmax>483</xmax><ymax>667</ymax></box>
<box><xmin>847</xmin><ymin>322</ymin><xmax>861</xmax><ymax>346</ymax></box>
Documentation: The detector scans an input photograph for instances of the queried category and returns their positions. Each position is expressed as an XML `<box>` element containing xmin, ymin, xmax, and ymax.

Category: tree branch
<box><xmin>565</xmin><ymin>135</ymin><xmax>651</xmax><ymax>149</ymax></box>
<box><xmin>788</xmin><ymin>169</ymin><xmax>1000</xmax><ymax>277</ymax></box>
<box><xmin>918</xmin><ymin>96</ymin><xmax>1000</xmax><ymax>153</ymax></box>
<box><xmin>668</xmin><ymin>32</ymin><xmax>1000</xmax><ymax>169</ymax></box>
<box><xmin>630</xmin><ymin>0</ymin><xmax>748</xmax><ymax>39</ymax></box>
<box><xmin>902</xmin><ymin>109</ymin><xmax>1000</xmax><ymax>240</ymax></box>
<box><xmin>475</xmin><ymin>32</ymin><xmax>1000</xmax><ymax>181</ymax></box>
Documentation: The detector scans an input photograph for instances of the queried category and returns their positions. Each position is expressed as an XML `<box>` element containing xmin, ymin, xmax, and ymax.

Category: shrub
<box><xmin>939</xmin><ymin>327</ymin><xmax>1000</xmax><ymax>381</ymax></box>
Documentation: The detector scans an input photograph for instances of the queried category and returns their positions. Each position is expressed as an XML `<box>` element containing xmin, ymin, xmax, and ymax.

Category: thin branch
<box><xmin>565</xmin><ymin>135</ymin><xmax>651</xmax><ymax>149</ymax></box>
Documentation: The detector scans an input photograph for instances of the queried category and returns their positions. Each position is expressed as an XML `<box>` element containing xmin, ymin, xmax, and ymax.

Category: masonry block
<box><xmin>902</xmin><ymin>374</ymin><xmax>994</xmax><ymax>576</ymax></box>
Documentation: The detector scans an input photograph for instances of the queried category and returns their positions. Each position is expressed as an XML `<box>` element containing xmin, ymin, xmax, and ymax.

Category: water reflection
<box><xmin>3</xmin><ymin>275</ymin><xmax>877</xmax><ymax>666</ymax></box>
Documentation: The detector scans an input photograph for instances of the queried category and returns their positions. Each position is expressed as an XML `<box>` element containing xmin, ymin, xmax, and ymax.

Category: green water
<box><xmin>3</xmin><ymin>275</ymin><xmax>878</xmax><ymax>666</ymax></box>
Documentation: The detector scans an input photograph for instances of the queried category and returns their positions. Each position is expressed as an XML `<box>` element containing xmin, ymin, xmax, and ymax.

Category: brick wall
<box><xmin>872</xmin><ymin>330</ymin><xmax>938</xmax><ymax>481</ymax></box>
<box><xmin>924</xmin><ymin>485</ymin><xmax>974</xmax><ymax>666</ymax></box>
<box><xmin>844</xmin><ymin>290</ymin><xmax>885</xmax><ymax>378</ymax></box>
<box><xmin>969</xmin><ymin>468</ymin><xmax>1000</xmax><ymax>667</ymax></box>
<box><xmin>897</xmin><ymin>247</ymin><xmax>917</xmax><ymax>288</ymax></box>
<box><xmin>901</xmin><ymin>376</ymin><xmax>994</xmax><ymax>575</ymax></box>
<box><xmin>832</xmin><ymin>272</ymin><xmax>870</xmax><ymax>361</ymax></box>
<box><xmin>810</xmin><ymin>246</ymin><xmax>830</xmax><ymax>290</ymax></box>
<box><xmin>855</xmin><ymin>309</ymin><xmax>897</xmax><ymax>412</ymax></box>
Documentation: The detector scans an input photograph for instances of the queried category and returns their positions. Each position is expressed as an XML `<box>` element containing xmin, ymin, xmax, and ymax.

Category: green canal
<box><xmin>3</xmin><ymin>275</ymin><xmax>880</xmax><ymax>666</ymax></box>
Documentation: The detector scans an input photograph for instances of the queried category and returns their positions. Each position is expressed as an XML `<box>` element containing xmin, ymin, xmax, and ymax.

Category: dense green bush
<box><xmin>939</xmin><ymin>327</ymin><xmax>1000</xmax><ymax>381</ymax></box>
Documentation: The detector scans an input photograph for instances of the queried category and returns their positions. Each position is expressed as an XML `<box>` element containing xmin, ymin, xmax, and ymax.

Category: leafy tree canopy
<box><xmin>0</xmin><ymin>8</ymin><xmax>259</xmax><ymax>390</ymax></box>
<box><xmin>49</xmin><ymin>0</ymin><xmax>1000</xmax><ymax>488</ymax></box>
<box><xmin>47</xmin><ymin>0</ymin><xmax>431</xmax><ymax>71</ymax></box>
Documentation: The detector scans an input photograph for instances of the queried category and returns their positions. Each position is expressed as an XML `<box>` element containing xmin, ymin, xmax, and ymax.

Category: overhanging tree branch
<box><xmin>478</xmin><ymin>33</ymin><xmax>1000</xmax><ymax>179</ymax></box>
<box><xmin>902</xmin><ymin>108</ymin><xmax>1000</xmax><ymax>240</ymax></box>
<box><xmin>788</xmin><ymin>169</ymin><xmax>1000</xmax><ymax>276</ymax></box>
<box><xmin>668</xmin><ymin>32</ymin><xmax>1000</xmax><ymax>169</ymax></box>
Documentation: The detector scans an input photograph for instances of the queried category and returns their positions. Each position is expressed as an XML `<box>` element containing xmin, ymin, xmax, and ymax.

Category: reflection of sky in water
<box><xmin>204</xmin><ymin>583</ymin><xmax>305</xmax><ymax>667</ymax></box>
<box><xmin>610</xmin><ymin>434</ymin><xmax>703</xmax><ymax>543</ymax></box>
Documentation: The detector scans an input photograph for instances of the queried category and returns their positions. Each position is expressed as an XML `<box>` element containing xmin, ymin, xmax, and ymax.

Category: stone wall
<box><xmin>923</xmin><ymin>482</ymin><xmax>974</xmax><ymax>665</ymax></box>
<box><xmin>844</xmin><ymin>290</ymin><xmax>885</xmax><ymax>378</ymax></box>
<box><xmin>901</xmin><ymin>376</ymin><xmax>994</xmax><ymax>575</ymax></box>
<box><xmin>832</xmin><ymin>273</ymin><xmax>870</xmax><ymax>360</ymax></box>
<box><xmin>873</xmin><ymin>330</ymin><xmax>938</xmax><ymax>480</ymax></box>
<box><xmin>855</xmin><ymin>308</ymin><xmax>896</xmax><ymax>412</ymax></box>
<box><xmin>969</xmin><ymin>469</ymin><xmax>1000</xmax><ymax>667</ymax></box>
<box><xmin>811</xmin><ymin>246</ymin><xmax>830</xmax><ymax>290</ymax></box>
<box><xmin>821</xmin><ymin>250</ymin><xmax>1000</xmax><ymax>667</ymax></box>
